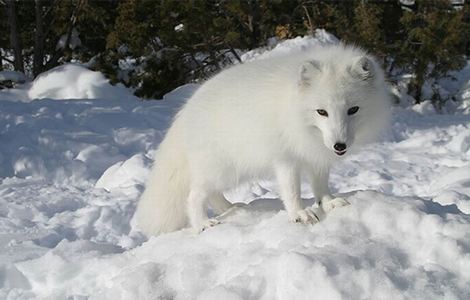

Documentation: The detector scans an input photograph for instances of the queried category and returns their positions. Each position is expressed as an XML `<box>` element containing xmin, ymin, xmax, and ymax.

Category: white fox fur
<box><xmin>136</xmin><ymin>44</ymin><xmax>391</xmax><ymax>235</ymax></box>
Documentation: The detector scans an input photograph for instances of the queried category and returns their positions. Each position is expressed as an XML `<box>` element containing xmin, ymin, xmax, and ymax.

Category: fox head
<box><xmin>298</xmin><ymin>53</ymin><xmax>390</xmax><ymax>156</ymax></box>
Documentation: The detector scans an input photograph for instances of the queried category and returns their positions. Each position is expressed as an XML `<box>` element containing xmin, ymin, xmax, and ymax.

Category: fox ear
<box><xmin>350</xmin><ymin>56</ymin><xmax>374</xmax><ymax>81</ymax></box>
<box><xmin>299</xmin><ymin>60</ymin><xmax>322</xmax><ymax>87</ymax></box>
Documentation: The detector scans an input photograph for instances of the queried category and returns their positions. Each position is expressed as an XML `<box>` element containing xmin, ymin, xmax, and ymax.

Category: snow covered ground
<box><xmin>1</xmin><ymin>33</ymin><xmax>470</xmax><ymax>299</ymax></box>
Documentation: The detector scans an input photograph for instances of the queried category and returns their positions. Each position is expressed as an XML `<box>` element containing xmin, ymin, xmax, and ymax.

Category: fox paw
<box><xmin>289</xmin><ymin>207</ymin><xmax>322</xmax><ymax>224</ymax></box>
<box><xmin>194</xmin><ymin>218</ymin><xmax>221</xmax><ymax>233</ymax></box>
<box><xmin>321</xmin><ymin>197</ymin><xmax>350</xmax><ymax>213</ymax></box>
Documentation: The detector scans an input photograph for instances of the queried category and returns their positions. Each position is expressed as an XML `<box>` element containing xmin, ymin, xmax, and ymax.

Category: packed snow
<box><xmin>1</xmin><ymin>32</ymin><xmax>470</xmax><ymax>299</ymax></box>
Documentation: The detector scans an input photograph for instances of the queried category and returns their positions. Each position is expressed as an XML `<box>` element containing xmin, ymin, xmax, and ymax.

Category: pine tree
<box><xmin>353</xmin><ymin>3</ymin><xmax>384</xmax><ymax>58</ymax></box>
<box><xmin>400</xmin><ymin>0</ymin><xmax>468</xmax><ymax>103</ymax></box>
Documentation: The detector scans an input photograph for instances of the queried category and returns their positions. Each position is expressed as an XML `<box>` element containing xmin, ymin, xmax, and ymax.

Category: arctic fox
<box><xmin>136</xmin><ymin>44</ymin><xmax>391</xmax><ymax>235</ymax></box>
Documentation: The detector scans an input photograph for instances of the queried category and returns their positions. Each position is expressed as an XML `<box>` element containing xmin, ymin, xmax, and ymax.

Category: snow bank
<box><xmin>241</xmin><ymin>29</ymin><xmax>339</xmax><ymax>62</ymax></box>
<box><xmin>0</xmin><ymin>80</ymin><xmax>194</xmax><ymax>185</ymax></box>
<box><xmin>28</xmin><ymin>64</ymin><xmax>138</xmax><ymax>101</ymax></box>
<box><xmin>0</xmin><ymin>64</ymin><xmax>139</xmax><ymax>103</ymax></box>
<box><xmin>431</xmin><ymin>165</ymin><xmax>470</xmax><ymax>213</ymax></box>
<box><xmin>1</xmin><ymin>32</ymin><xmax>470</xmax><ymax>299</ymax></box>
<box><xmin>12</xmin><ymin>192</ymin><xmax>470</xmax><ymax>299</ymax></box>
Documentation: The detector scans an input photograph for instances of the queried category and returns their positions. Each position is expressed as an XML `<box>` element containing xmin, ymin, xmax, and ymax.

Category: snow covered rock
<box><xmin>0</xmin><ymin>71</ymin><xmax>29</xmax><ymax>89</ymax></box>
<box><xmin>95</xmin><ymin>154</ymin><xmax>152</xmax><ymax>193</ymax></box>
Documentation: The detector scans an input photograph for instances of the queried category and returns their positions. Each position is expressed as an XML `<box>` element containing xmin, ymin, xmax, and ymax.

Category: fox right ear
<box><xmin>349</xmin><ymin>56</ymin><xmax>375</xmax><ymax>81</ymax></box>
<box><xmin>299</xmin><ymin>60</ymin><xmax>322</xmax><ymax>87</ymax></box>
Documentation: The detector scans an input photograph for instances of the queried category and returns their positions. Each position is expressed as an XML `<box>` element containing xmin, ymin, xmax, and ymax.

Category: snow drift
<box><xmin>28</xmin><ymin>64</ymin><xmax>138</xmax><ymax>101</ymax></box>
<box><xmin>1</xmin><ymin>63</ymin><xmax>139</xmax><ymax>102</ymax></box>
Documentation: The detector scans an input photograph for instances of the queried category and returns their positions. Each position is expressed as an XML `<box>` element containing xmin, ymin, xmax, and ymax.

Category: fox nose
<box><xmin>334</xmin><ymin>143</ymin><xmax>347</xmax><ymax>152</ymax></box>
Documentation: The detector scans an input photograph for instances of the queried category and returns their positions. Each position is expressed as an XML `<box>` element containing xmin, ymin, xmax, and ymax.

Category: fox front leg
<box><xmin>275</xmin><ymin>162</ymin><xmax>320</xmax><ymax>224</ymax></box>
<box><xmin>311</xmin><ymin>168</ymin><xmax>350</xmax><ymax>213</ymax></box>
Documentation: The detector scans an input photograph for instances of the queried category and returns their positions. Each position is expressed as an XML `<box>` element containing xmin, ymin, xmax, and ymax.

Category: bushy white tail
<box><xmin>135</xmin><ymin>119</ymin><xmax>190</xmax><ymax>235</ymax></box>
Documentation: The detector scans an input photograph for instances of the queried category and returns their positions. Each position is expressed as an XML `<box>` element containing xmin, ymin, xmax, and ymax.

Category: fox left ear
<box><xmin>350</xmin><ymin>56</ymin><xmax>374</xmax><ymax>81</ymax></box>
<box><xmin>299</xmin><ymin>60</ymin><xmax>322</xmax><ymax>87</ymax></box>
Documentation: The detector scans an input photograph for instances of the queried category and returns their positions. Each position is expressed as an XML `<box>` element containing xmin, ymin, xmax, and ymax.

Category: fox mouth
<box><xmin>334</xmin><ymin>150</ymin><xmax>347</xmax><ymax>156</ymax></box>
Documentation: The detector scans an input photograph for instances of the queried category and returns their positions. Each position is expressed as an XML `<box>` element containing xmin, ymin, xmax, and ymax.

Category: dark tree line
<box><xmin>0</xmin><ymin>0</ymin><xmax>468</xmax><ymax>104</ymax></box>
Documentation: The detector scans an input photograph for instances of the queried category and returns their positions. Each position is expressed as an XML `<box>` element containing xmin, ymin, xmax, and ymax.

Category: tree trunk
<box><xmin>409</xmin><ymin>69</ymin><xmax>424</xmax><ymax>103</ymax></box>
<box><xmin>33</xmin><ymin>0</ymin><xmax>45</xmax><ymax>76</ymax></box>
<box><xmin>6</xmin><ymin>0</ymin><xmax>24</xmax><ymax>73</ymax></box>
<box><xmin>248</xmin><ymin>0</ymin><xmax>261</xmax><ymax>48</ymax></box>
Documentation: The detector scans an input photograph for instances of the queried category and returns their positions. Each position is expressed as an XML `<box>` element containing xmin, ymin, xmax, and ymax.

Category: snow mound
<box><xmin>241</xmin><ymin>29</ymin><xmax>339</xmax><ymax>62</ymax></box>
<box><xmin>13</xmin><ymin>191</ymin><xmax>470</xmax><ymax>299</ymax></box>
<box><xmin>27</xmin><ymin>64</ymin><xmax>138</xmax><ymax>101</ymax></box>
<box><xmin>431</xmin><ymin>165</ymin><xmax>470</xmax><ymax>213</ymax></box>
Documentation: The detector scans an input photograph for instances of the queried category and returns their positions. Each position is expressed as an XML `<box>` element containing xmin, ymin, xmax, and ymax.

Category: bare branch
<box><xmin>302</xmin><ymin>5</ymin><xmax>314</xmax><ymax>35</ymax></box>
<box><xmin>6</xmin><ymin>0</ymin><xmax>24</xmax><ymax>72</ymax></box>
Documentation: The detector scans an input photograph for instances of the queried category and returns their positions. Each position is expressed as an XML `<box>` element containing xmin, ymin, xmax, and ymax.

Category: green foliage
<box><xmin>1</xmin><ymin>0</ymin><xmax>468</xmax><ymax>104</ymax></box>
<box><xmin>399</xmin><ymin>0</ymin><xmax>468</xmax><ymax>102</ymax></box>
<box><xmin>353</xmin><ymin>3</ymin><xmax>384</xmax><ymax>56</ymax></box>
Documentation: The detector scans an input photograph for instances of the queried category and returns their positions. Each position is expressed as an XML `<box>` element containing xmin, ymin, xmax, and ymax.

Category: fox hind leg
<box><xmin>320</xmin><ymin>195</ymin><xmax>350</xmax><ymax>213</ymax></box>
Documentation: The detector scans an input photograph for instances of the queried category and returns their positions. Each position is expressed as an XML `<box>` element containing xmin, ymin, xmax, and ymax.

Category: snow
<box><xmin>0</xmin><ymin>64</ymin><xmax>139</xmax><ymax>103</ymax></box>
<box><xmin>56</xmin><ymin>28</ymin><xmax>82</xmax><ymax>51</ymax></box>
<box><xmin>1</xmin><ymin>34</ymin><xmax>470</xmax><ymax>299</ymax></box>
<box><xmin>174</xmin><ymin>24</ymin><xmax>184</xmax><ymax>32</ymax></box>
<box><xmin>95</xmin><ymin>154</ymin><xmax>152</xmax><ymax>194</ymax></box>
<box><xmin>240</xmin><ymin>29</ymin><xmax>339</xmax><ymax>62</ymax></box>
<box><xmin>28</xmin><ymin>64</ymin><xmax>138</xmax><ymax>101</ymax></box>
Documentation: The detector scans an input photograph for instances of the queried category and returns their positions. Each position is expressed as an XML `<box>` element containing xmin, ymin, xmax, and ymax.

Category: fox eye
<box><xmin>347</xmin><ymin>106</ymin><xmax>359</xmax><ymax>115</ymax></box>
<box><xmin>316</xmin><ymin>109</ymin><xmax>328</xmax><ymax>117</ymax></box>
